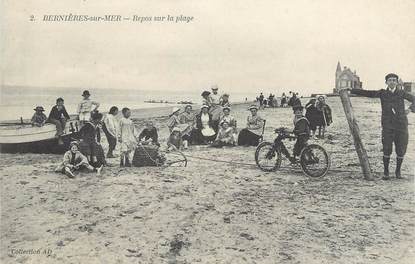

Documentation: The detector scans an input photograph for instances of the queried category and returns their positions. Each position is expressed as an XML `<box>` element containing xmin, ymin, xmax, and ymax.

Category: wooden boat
<box><xmin>0</xmin><ymin>119</ymin><xmax>81</xmax><ymax>154</ymax></box>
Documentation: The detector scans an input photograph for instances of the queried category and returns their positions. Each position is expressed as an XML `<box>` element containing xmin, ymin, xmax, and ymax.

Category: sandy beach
<box><xmin>1</xmin><ymin>97</ymin><xmax>414</xmax><ymax>264</ymax></box>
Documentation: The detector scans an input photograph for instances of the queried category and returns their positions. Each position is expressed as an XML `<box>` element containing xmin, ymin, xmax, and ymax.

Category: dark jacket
<box><xmin>294</xmin><ymin>117</ymin><xmax>310</xmax><ymax>137</ymax></box>
<box><xmin>288</xmin><ymin>96</ymin><xmax>301</xmax><ymax>107</ymax></box>
<box><xmin>48</xmin><ymin>105</ymin><xmax>70</xmax><ymax>121</ymax></box>
<box><xmin>351</xmin><ymin>88</ymin><xmax>415</xmax><ymax>130</ymax></box>
<box><xmin>138</xmin><ymin>127</ymin><xmax>158</xmax><ymax>144</ymax></box>
<box><xmin>195</xmin><ymin>113</ymin><xmax>213</xmax><ymax>130</ymax></box>
<box><xmin>80</xmin><ymin>122</ymin><xmax>101</xmax><ymax>144</ymax></box>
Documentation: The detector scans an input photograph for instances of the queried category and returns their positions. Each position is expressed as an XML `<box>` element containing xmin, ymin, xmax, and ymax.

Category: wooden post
<box><xmin>339</xmin><ymin>89</ymin><xmax>373</xmax><ymax>180</ymax></box>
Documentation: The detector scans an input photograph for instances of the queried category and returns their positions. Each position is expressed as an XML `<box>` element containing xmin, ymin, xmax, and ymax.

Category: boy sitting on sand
<box><xmin>31</xmin><ymin>106</ymin><xmax>47</xmax><ymax>127</ymax></box>
<box><xmin>167</xmin><ymin>127</ymin><xmax>187</xmax><ymax>151</ymax></box>
<box><xmin>55</xmin><ymin>141</ymin><xmax>103</xmax><ymax>178</ymax></box>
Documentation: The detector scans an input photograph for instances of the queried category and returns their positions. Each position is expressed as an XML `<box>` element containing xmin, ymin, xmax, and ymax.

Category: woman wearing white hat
<box><xmin>194</xmin><ymin>104</ymin><xmax>216</xmax><ymax>144</ymax></box>
<box><xmin>237</xmin><ymin>105</ymin><xmax>265</xmax><ymax>146</ymax></box>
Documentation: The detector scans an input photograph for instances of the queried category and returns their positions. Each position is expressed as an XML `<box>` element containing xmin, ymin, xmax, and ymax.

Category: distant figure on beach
<box><xmin>77</xmin><ymin>90</ymin><xmax>100</xmax><ymax>123</ymax></box>
<box><xmin>119</xmin><ymin>108</ymin><xmax>138</xmax><ymax>167</ymax></box>
<box><xmin>288</xmin><ymin>92</ymin><xmax>301</xmax><ymax>107</ymax></box>
<box><xmin>55</xmin><ymin>141</ymin><xmax>102</xmax><ymax>178</ymax></box>
<box><xmin>258</xmin><ymin>93</ymin><xmax>264</xmax><ymax>109</ymax></box>
<box><xmin>138</xmin><ymin>120</ymin><xmax>159</xmax><ymax>147</ymax></box>
<box><xmin>349</xmin><ymin>73</ymin><xmax>415</xmax><ymax>180</ymax></box>
<box><xmin>179</xmin><ymin>104</ymin><xmax>197</xmax><ymax>144</ymax></box>
<box><xmin>102</xmin><ymin>106</ymin><xmax>119</xmax><ymax>158</ymax></box>
<box><xmin>31</xmin><ymin>106</ymin><xmax>47</xmax><ymax>127</ymax></box>
<box><xmin>48</xmin><ymin>98</ymin><xmax>70</xmax><ymax>145</ymax></box>
<box><xmin>194</xmin><ymin>104</ymin><xmax>216</xmax><ymax>144</ymax></box>
<box><xmin>314</xmin><ymin>95</ymin><xmax>332</xmax><ymax>139</ymax></box>
<box><xmin>79</xmin><ymin>112</ymin><xmax>106</xmax><ymax>169</ymax></box>
<box><xmin>167</xmin><ymin>127</ymin><xmax>187</xmax><ymax>151</ymax></box>
<box><xmin>238</xmin><ymin>105</ymin><xmax>265</xmax><ymax>146</ymax></box>
<box><xmin>281</xmin><ymin>93</ymin><xmax>287</xmax><ymax>107</ymax></box>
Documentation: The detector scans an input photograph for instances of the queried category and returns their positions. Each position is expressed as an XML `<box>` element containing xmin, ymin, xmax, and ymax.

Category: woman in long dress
<box><xmin>194</xmin><ymin>105</ymin><xmax>216</xmax><ymax>144</ymax></box>
<box><xmin>315</xmin><ymin>95</ymin><xmax>332</xmax><ymax>138</ymax></box>
<box><xmin>237</xmin><ymin>105</ymin><xmax>265</xmax><ymax>146</ymax></box>
<box><xmin>118</xmin><ymin>108</ymin><xmax>138</xmax><ymax>166</ymax></box>
<box><xmin>179</xmin><ymin>104</ymin><xmax>197</xmax><ymax>144</ymax></box>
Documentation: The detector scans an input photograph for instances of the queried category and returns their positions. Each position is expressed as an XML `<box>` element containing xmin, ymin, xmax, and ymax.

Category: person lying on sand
<box><xmin>31</xmin><ymin>106</ymin><xmax>47</xmax><ymax>127</ymax></box>
<box><xmin>55</xmin><ymin>141</ymin><xmax>103</xmax><ymax>178</ymax></box>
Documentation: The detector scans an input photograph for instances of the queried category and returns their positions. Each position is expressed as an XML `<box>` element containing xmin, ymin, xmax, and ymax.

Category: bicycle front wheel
<box><xmin>300</xmin><ymin>144</ymin><xmax>330</xmax><ymax>177</ymax></box>
<box><xmin>255</xmin><ymin>142</ymin><xmax>282</xmax><ymax>172</ymax></box>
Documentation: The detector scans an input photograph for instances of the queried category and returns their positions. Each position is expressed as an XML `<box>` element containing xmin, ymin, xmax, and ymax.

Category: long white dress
<box><xmin>119</xmin><ymin>117</ymin><xmax>137</xmax><ymax>153</ymax></box>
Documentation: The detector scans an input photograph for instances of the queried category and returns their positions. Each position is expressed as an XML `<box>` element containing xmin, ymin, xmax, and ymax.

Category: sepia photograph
<box><xmin>1</xmin><ymin>0</ymin><xmax>414</xmax><ymax>263</ymax></box>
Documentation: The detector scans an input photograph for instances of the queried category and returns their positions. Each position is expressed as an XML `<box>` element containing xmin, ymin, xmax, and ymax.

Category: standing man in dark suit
<box><xmin>350</xmin><ymin>73</ymin><xmax>415</xmax><ymax>179</ymax></box>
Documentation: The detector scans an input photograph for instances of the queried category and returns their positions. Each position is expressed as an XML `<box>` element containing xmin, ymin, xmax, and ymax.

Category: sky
<box><xmin>1</xmin><ymin>0</ymin><xmax>415</xmax><ymax>95</ymax></box>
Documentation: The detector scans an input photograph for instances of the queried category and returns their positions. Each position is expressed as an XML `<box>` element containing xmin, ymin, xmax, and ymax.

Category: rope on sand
<box><xmin>168</xmin><ymin>152</ymin><xmax>413</xmax><ymax>177</ymax></box>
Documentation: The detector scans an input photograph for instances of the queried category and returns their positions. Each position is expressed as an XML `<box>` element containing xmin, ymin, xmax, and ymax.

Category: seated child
<box><xmin>167</xmin><ymin>127</ymin><xmax>188</xmax><ymax>151</ymax></box>
<box><xmin>55</xmin><ymin>141</ymin><xmax>103</xmax><ymax>178</ymax></box>
<box><xmin>274</xmin><ymin>105</ymin><xmax>310</xmax><ymax>163</ymax></box>
<box><xmin>212</xmin><ymin>121</ymin><xmax>236</xmax><ymax>147</ymax></box>
<box><xmin>138</xmin><ymin>121</ymin><xmax>160</xmax><ymax>146</ymax></box>
<box><xmin>31</xmin><ymin>106</ymin><xmax>47</xmax><ymax>127</ymax></box>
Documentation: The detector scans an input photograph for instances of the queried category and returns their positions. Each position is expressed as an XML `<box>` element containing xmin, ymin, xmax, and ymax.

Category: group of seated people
<box><xmin>166</xmin><ymin>103</ymin><xmax>265</xmax><ymax>150</ymax></box>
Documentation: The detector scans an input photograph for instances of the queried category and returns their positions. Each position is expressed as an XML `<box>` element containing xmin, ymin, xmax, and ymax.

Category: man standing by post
<box><xmin>350</xmin><ymin>73</ymin><xmax>415</xmax><ymax>180</ymax></box>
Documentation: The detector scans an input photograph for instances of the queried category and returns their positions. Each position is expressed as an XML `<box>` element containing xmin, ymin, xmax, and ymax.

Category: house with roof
<box><xmin>333</xmin><ymin>62</ymin><xmax>362</xmax><ymax>94</ymax></box>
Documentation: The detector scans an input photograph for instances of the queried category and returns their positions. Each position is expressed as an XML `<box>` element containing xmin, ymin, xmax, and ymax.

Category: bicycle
<box><xmin>255</xmin><ymin>127</ymin><xmax>330</xmax><ymax>177</ymax></box>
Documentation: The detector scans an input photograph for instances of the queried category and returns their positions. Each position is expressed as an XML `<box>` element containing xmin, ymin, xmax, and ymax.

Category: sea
<box><xmin>0</xmin><ymin>86</ymin><xmax>258</xmax><ymax>121</ymax></box>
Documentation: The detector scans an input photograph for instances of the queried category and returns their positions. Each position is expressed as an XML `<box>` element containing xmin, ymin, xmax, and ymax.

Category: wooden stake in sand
<box><xmin>339</xmin><ymin>89</ymin><xmax>373</xmax><ymax>180</ymax></box>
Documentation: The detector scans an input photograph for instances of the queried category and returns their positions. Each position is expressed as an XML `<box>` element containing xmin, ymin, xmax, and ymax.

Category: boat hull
<box><xmin>0</xmin><ymin>120</ymin><xmax>81</xmax><ymax>154</ymax></box>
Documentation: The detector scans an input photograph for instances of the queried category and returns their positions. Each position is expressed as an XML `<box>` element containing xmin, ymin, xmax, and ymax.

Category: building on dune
<box><xmin>403</xmin><ymin>82</ymin><xmax>414</xmax><ymax>94</ymax></box>
<box><xmin>333</xmin><ymin>61</ymin><xmax>363</xmax><ymax>94</ymax></box>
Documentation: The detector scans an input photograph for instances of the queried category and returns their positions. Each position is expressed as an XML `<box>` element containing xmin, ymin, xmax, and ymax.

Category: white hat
<box><xmin>171</xmin><ymin>107</ymin><xmax>180</xmax><ymax>114</ymax></box>
<box><xmin>248</xmin><ymin>105</ymin><xmax>259</xmax><ymax>110</ymax></box>
<box><xmin>172</xmin><ymin>127</ymin><xmax>181</xmax><ymax>133</ymax></box>
<box><xmin>211</xmin><ymin>85</ymin><xmax>218</xmax><ymax>90</ymax></box>
<box><xmin>223</xmin><ymin>106</ymin><xmax>231</xmax><ymax>111</ymax></box>
<box><xmin>201</xmin><ymin>104</ymin><xmax>209</xmax><ymax>109</ymax></box>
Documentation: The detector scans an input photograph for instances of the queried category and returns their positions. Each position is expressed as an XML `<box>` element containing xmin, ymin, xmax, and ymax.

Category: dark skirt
<box><xmin>237</xmin><ymin>129</ymin><xmax>261</xmax><ymax>146</ymax></box>
<box><xmin>79</xmin><ymin>140</ymin><xmax>106</xmax><ymax>166</ymax></box>
<box><xmin>192</xmin><ymin>129</ymin><xmax>216</xmax><ymax>145</ymax></box>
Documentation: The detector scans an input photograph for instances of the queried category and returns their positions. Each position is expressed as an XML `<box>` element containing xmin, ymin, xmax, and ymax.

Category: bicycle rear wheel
<box><xmin>300</xmin><ymin>144</ymin><xmax>330</xmax><ymax>177</ymax></box>
<box><xmin>255</xmin><ymin>142</ymin><xmax>282</xmax><ymax>172</ymax></box>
